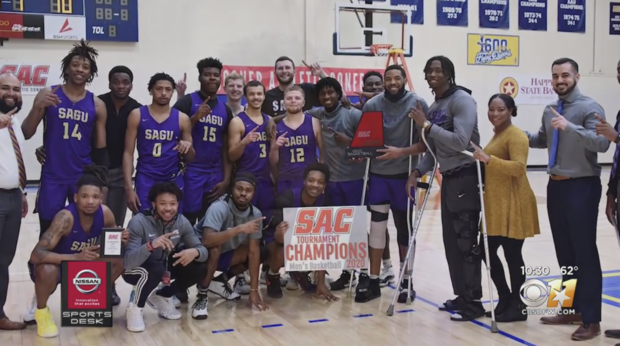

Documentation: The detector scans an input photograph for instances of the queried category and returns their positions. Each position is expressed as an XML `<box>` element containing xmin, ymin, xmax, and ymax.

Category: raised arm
<box><xmin>123</xmin><ymin>109</ymin><xmax>140</xmax><ymax>190</ymax></box>
<box><xmin>486</xmin><ymin>131</ymin><xmax>529</xmax><ymax>177</ymax></box>
<box><xmin>563</xmin><ymin>108</ymin><xmax>611</xmax><ymax>153</ymax></box>
<box><xmin>30</xmin><ymin>210</ymin><xmax>74</xmax><ymax>265</ymax></box>
<box><xmin>179</xmin><ymin>112</ymin><xmax>196</xmax><ymax>162</ymax></box>
<box><xmin>21</xmin><ymin>86</ymin><xmax>56</xmax><ymax>139</ymax></box>
<box><xmin>427</xmin><ymin>94</ymin><xmax>477</xmax><ymax>152</ymax></box>
<box><xmin>227</xmin><ymin>116</ymin><xmax>248</xmax><ymax>162</ymax></box>
<box><xmin>312</xmin><ymin>116</ymin><xmax>324</xmax><ymax>162</ymax></box>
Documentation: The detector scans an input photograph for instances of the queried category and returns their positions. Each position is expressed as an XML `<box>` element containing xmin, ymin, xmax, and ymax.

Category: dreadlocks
<box><xmin>60</xmin><ymin>39</ymin><xmax>99</xmax><ymax>84</ymax></box>
<box><xmin>423</xmin><ymin>55</ymin><xmax>456</xmax><ymax>87</ymax></box>
<box><xmin>316</xmin><ymin>77</ymin><xmax>344</xmax><ymax>100</ymax></box>
<box><xmin>77</xmin><ymin>164</ymin><xmax>108</xmax><ymax>189</ymax></box>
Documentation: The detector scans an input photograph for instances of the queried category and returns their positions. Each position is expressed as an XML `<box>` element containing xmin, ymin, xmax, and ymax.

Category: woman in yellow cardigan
<box><xmin>471</xmin><ymin>93</ymin><xmax>540</xmax><ymax>322</ymax></box>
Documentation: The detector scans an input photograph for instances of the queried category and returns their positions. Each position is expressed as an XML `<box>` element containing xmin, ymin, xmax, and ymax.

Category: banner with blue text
<box><xmin>390</xmin><ymin>0</ymin><xmax>424</xmax><ymax>24</ymax></box>
<box><xmin>611</xmin><ymin>3</ymin><xmax>620</xmax><ymax>35</ymax></box>
<box><xmin>557</xmin><ymin>0</ymin><xmax>585</xmax><ymax>33</ymax></box>
<box><xmin>479</xmin><ymin>0</ymin><xmax>509</xmax><ymax>29</ymax></box>
<box><xmin>518</xmin><ymin>0</ymin><xmax>547</xmax><ymax>31</ymax></box>
<box><xmin>437</xmin><ymin>0</ymin><xmax>468</xmax><ymax>27</ymax></box>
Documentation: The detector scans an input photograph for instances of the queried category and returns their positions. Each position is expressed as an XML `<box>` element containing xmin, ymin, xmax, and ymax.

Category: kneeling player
<box><xmin>265</xmin><ymin>163</ymin><xmax>337</xmax><ymax>301</ymax></box>
<box><xmin>123</xmin><ymin>182</ymin><xmax>209</xmax><ymax>331</ymax></box>
<box><xmin>194</xmin><ymin>173</ymin><xmax>268</xmax><ymax>318</ymax></box>
<box><xmin>28</xmin><ymin>166</ymin><xmax>127</xmax><ymax>338</ymax></box>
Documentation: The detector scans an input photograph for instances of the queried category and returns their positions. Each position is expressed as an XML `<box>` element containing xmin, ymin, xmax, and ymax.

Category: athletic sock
<box><xmin>383</xmin><ymin>259</ymin><xmax>392</xmax><ymax>268</ymax></box>
<box><xmin>268</xmin><ymin>269</ymin><xmax>279</xmax><ymax>276</ymax></box>
<box><xmin>369</xmin><ymin>274</ymin><xmax>379</xmax><ymax>279</ymax></box>
<box><xmin>360</xmin><ymin>268</ymin><xmax>368</xmax><ymax>274</ymax></box>
<box><xmin>197</xmin><ymin>284</ymin><xmax>209</xmax><ymax>295</ymax></box>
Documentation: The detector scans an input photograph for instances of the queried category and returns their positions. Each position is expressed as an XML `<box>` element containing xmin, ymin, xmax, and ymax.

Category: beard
<box><xmin>553</xmin><ymin>81</ymin><xmax>577</xmax><ymax>96</ymax></box>
<box><xmin>277</xmin><ymin>74</ymin><xmax>294</xmax><ymax>85</ymax></box>
<box><xmin>0</xmin><ymin>97</ymin><xmax>22</xmax><ymax>114</ymax></box>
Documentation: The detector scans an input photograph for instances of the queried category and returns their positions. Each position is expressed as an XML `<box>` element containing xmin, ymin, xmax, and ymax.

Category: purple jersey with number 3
<box><xmin>42</xmin><ymin>85</ymin><xmax>96</xmax><ymax>183</ymax></box>
<box><xmin>276</xmin><ymin>113</ymin><xmax>317</xmax><ymax>182</ymax></box>
<box><xmin>53</xmin><ymin>203</ymin><xmax>104</xmax><ymax>254</ymax></box>
<box><xmin>187</xmin><ymin>92</ymin><xmax>229</xmax><ymax>173</ymax></box>
<box><xmin>136</xmin><ymin>106</ymin><xmax>182</xmax><ymax>180</ymax></box>
<box><xmin>236</xmin><ymin>112</ymin><xmax>270</xmax><ymax>181</ymax></box>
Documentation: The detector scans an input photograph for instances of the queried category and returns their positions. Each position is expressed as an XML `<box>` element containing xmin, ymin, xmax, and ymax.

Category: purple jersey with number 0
<box><xmin>136</xmin><ymin>106</ymin><xmax>181</xmax><ymax>180</ymax></box>
<box><xmin>276</xmin><ymin>113</ymin><xmax>317</xmax><ymax>182</ymax></box>
<box><xmin>42</xmin><ymin>85</ymin><xmax>96</xmax><ymax>183</ymax></box>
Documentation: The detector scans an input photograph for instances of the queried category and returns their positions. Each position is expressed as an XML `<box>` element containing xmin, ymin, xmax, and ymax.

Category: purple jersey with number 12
<box><xmin>276</xmin><ymin>113</ymin><xmax>317</xmax><ymax>182</ymax></box>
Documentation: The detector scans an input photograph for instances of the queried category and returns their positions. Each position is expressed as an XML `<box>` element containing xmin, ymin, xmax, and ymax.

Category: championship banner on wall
<box><xmin>467</xmin><ymin>34</ymin><xmax>519</xmax><ymax>66</ymax></box>
<box><xmin>61</xmin><ymin>261</ymin><xmax>113</xmax><ymax>328</ymax></box>
<box><xmin>498</xmin><ymin>75</ymin><xmax>557</xmax><ymax>105</ymax></box>
<box><xmin>0</xmin><ymin>63</ymin><xmax>62</xmax><ymax>95</ymax></box>
<box><xmin>283</xmin><ymin>206</ymin><xmax>369</xmax><ymax>271</ymax></box>
<box><xmin>219</xmin><ymin>65</ymin><xmax>378</xmax><ymax>96</ymax></box>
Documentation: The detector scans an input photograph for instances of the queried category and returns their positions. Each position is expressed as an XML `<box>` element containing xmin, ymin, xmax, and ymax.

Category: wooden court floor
<box><xmin>3</xmin><ymin>170</ymin><xmax>620</xmax><ymax>346</ymax></box>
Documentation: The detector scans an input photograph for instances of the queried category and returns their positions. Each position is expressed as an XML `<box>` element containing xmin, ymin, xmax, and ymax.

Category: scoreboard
<box><xmin>0</xmin><ymin>0</ymin><xmax>139</xmax><ymax>42</ymax></box>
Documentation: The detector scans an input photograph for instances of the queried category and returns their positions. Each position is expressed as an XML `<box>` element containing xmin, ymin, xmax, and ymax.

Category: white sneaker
<box><xmin>24</xmin><ymin>292</ymin><xmax>36</xmax><ymax>324</ymax></box>
<box><xmin>285</xmin><ymin>273</ymin><xmax>300</xmax><ymax>290</ymax></box>
<box><xmin>208</xmin><ymin>280</ymin><xmax>241</xmax><ymax>300</ymax></box>
<box><xmin>155</xmin><ymin>283</ymin><xmax>181</xmax><ymax>307</ymax></box>
<box><xmin>380</xmin><ymin>266</ymin><xmax>396</xmax><ymax>287</ymax></box>
<box><xmin>234</xmin><ymin>275</ymin><xmax>251</xmax><ymax>295</ymax></box>
<box><xmin>259</xmin><ymin>270</ymin><xmax>267</xmax><ymax>285</ymax></box>
<box><xmin>125</xmin><ymin>303</ymin><xmax>145</xmax><ymax>332</ymax></box>
<box><xmin>191</xmin><ymin>294</ymin><xmax>208</xmax><ymax>320</ymax></box>
<box><xmin>146</xmin><ymin>293</ymin><xmax>182</xmax><ymax>320</ymax></box>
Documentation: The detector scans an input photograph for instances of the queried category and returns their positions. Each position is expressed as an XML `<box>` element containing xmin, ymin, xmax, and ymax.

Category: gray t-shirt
<box><xmin>308</xmin><ymin>105</ymin><xmax>366</xmax><ymax>182</ymax></box>
<box><xmin>195</xmin><ymin>196</ymin><xmax>263</xmax><ymax>253</ymax></box>
<box><xmin>362</xmin><ymin>91</ymin><xmax>429</xmax><ymax>175</ymax></box>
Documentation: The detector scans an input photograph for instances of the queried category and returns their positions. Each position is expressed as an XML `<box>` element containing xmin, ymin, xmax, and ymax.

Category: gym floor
<box><xmin>3</xmin><ymin>170</ymin><xmax>620</xmax><ymax>345</ymax></box>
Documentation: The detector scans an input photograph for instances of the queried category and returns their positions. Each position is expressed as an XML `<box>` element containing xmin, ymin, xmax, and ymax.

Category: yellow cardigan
<box><xmin>483</xmin><ymin>125</ymin><xmax>540</xmax><ymax>240</ymax></box>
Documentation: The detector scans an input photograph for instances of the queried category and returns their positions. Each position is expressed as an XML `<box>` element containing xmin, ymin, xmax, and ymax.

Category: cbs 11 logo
<box><xmin>520</xmin><ymin>278</ymin><xmax>577</xmax><ymax>310</ymax></box>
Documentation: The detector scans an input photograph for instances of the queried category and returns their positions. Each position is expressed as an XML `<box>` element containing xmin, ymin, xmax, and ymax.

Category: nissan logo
<box><xmin>72</xmin><ymin>269</ymin><xmax>102</xmax><ymax>294</ymax></box>
<box><xmin>0</xmin><ymin>21</ymin><xmax>9</xmax><ymax>26</ymax></box>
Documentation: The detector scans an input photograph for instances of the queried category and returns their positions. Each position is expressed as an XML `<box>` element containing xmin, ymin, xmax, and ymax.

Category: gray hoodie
<box><xmin>123</xmin><ymin>211</ymin><xmax>208</xmax><ymax>270</ymax></box>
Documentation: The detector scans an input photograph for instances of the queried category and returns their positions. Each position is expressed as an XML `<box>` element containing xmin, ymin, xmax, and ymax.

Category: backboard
<box><xmin>332</xmin><ymin>1</ymin><xmax>414</xmax><ymax>57</ymax></box>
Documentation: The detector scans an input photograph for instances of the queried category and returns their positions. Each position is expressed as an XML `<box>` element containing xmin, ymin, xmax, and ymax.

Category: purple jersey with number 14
<box><xmin>136</xmin><ymin>106</ymin><xmax>182</xmax><ymax>180</ymax></box>
<box><xmin>276</xmin><ymin>113</ymin><xmax>317</xmax><ymax>186</ymax></box>
<box><xmin>42</xmin><ymin>85</ymin><xmax>96</xmax><ymax>183</ymax></box>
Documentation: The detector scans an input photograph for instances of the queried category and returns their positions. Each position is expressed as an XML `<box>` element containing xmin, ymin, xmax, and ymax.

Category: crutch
<box><xmin>460</xmin><ymin>149</ymin><xmax>499</xmax><ymax>333</ymax></box>
<box><xmin>347</xmin><ymin>157</ymin><xmax>371</xmax><ymax>297</ymax></box>
<box><xmin>387</xmin><ymin>122</ymin><xmax>438</xmax><ymax>315</ymax></box>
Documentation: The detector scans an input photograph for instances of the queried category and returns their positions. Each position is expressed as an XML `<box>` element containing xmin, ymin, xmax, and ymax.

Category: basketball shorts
<box><xmin>28</xmin><ymin>262</ymin><xmax>62</xmax><ymax>284</ymax></box>
<box><xmin>253</xmin><ymin>179</ymin><xmax>275</xmax><ymax>224</ymax></box>
<box><xmin>367</xmin><ymin>173</ymin><xmax>410</xmax><ymax>211</ymax></box>
<box><xmin>217</xmin><ymin>250</ymin><xmax>235</xmax><ymax>272</ymax></box>
<box><xmin>135</xmin><ymin>172</ymin><xmax>185</xmax><ymax>212</ymax></box>
<box><xmin>326</xmin><ymin>179</ymin><xmax>365</xmax><ymax>207</ymax></box>
<box><xmin>277</xmin><ymin>179</ymin><xmax>303</xmax><ymax>195</ymax></box>
<box><xmin>183</xmin><ymin>170</ymin><xmax>223</xmax><ymax>213</ymax></box>
<box><xmin>36</xmin><ymin>179</ymin><xmax>77</xmax><ymax>221</ymax></box>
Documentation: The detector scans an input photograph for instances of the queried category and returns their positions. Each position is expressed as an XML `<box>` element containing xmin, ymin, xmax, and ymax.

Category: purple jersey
<box><xmin>136</xmin><ymin>106</ymin><xmax>182</xmax><ymax>180</ymax></box>
<box><xmin>276</xmin><ymin>113</ymin><xmax>317</xmax><ymax>182</ymax></box>
<box><xmin>187</xmin><ymin>92</ymin><xmax>230</xmax><ymax>173</ymax></box>
<box><xmin>53</xmin><ymin>203</ymin><xmax>104</xmax><ymax>254</ymax></box>
<box><xmin>236</xmin><ymin>112</ymin><xmax>270</xmax><ymax>181</ymax></box>
<box><xmin>42</xmin><ymin>85</ymin><xmax>96</xmax><ymax>183</ymax></box>
<box><xmin>291</xmin><ymin>188</ymin><xmax>324</xmax><ymax>207</ymax></box>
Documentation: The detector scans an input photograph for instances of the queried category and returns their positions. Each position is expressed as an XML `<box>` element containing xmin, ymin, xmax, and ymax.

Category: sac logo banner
<box><xmin>61</xmin><ymin>261</ymin><xmax>113</xmax><ymax>327</ymax></box>
<box><xmin>283</xmin><ymin>206</ymin><xmax>369</xmax><ymax>271</ymax></box>
<box><xmin>467</xmin><ymin>33</ymin><xmax>520</xmax><ymax>66</ymax></box>
<box><xmin>0</xmin><ymin>63</ymin><xmax>61</xmax><ymax>95</ymax></box>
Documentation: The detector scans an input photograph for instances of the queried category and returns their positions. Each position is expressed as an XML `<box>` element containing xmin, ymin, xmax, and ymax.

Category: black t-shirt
<box><xmin>607</xmin><ymin>109</ymin><xmax>620</xmax><ymax>197</ymax></box>
<box><xmin>172</xmin><ymin>92</ymin><xmax>234</xmax><ymax>131</ymax></box>
<box><xmin>270</xmin><ymin>189</ymin><xmax>331</xmax><ymax>227</ymax></box>
<box><xmin>261</xmin><ymin>83</ymin><xmax>319</xmax><ymax>117</ymax></box>
<box><xmin>97</xmin><ymin>92</ymin><xmax>142</xmax><ymax>169</ymax></box>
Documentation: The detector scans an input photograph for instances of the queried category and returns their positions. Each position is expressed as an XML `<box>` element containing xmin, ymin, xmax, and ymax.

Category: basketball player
<box><xmin>28</xmin><ymin>166</ymin><xmax>128</xmax><ymax>338</ymax></box>
<box><xmin>352</xmin><ymin>71</ymin><xmax>384</xmax><ymax>110</ymax></box>
<box><xmin>123</xmin><ymin>182</ymin><xmax>209</xmax><ymax>331</ymax></box>
<box><xmin>266</xmin><ymin>163</ymin><xmax>337</xmax><ymax>300</ymax></box>
<box><xmin>21</xmin><ymin>40</ymin><xmax>109</xmax><ymax>324</ymax></box>
<box><xmin>123</xmin><ymin>73</ymin><xmax>194</xmax><ymax>214</ymax></box>
<box><xmin>194</xmin><ymin>173</ymin><xmax>268</xmax><ymax>319</ymax></box>
<box><xmin>356</xmin><ymin>65</ymin><xmax>428</xmax><ymax>304</ymax></box>
<box><xmin>269</xmin><ymin>85</ymin><xmax>323</xmax><ymax>193</ymax></box>
<box><xmin>262</xmin><ymin>57</ymin><xmax>325</xmax><ymax>117</ymax></box>
<box><xmin>173</xmin><ymin>58</ymin><xmax>233</xmax><ymax>225</ymax></box>
<box><xmin>224</xmin><ymin>72</ymin><xmax>245</xmax><ymax>116</ymax></box>
<box><xmin>408</xmin><ymin>56</ymin><xmax>484</xmax><ymax>321</ymax></box>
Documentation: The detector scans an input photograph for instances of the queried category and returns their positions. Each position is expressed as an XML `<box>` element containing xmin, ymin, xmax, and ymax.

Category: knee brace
<box><xmin>455</xmin><ymin>212</ymin><xmax>481</xmax><ymax>263</ymax></box>
<box><xmin>392</xmin><ymin>209</ymin><xmax>412</xmax><ymax>247</ymax></box>
<box><xmin>369</xmin><ymin>204</ymin><xmax>390</xmax><ymax>249</ymax></box>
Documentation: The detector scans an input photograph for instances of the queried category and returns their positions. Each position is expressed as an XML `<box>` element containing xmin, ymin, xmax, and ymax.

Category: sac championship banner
<box><xmin>283</xmin><ymin>206</ymin><xmax>369</xmax><ymax>271</ymax></box>
<box><xmin>0</xmin><ymin>63</ymin><xmax>62</xmax><ymax>95</ymax></box>
<box><xmin>467</xmin><ymin>34</ymin><xmax>519</xmax><ymax>66</ymax></box>
<box><xmin>61</xmin><ymin>261</ymin><xmax>113</xmax><ymax>328</ymax></box>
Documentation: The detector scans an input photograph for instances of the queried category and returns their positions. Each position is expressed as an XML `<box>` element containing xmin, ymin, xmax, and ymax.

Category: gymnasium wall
<box><xmin>1</xmin><ymin>0</ymin><xmax>619</xmax><ymax>181</ymax></box>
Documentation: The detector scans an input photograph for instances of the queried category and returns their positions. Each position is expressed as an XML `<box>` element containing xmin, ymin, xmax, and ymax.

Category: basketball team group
<box><xmin>0</xmin><ymin>39</ymin><xmax>619</xmax><ymax>344</ymax></box>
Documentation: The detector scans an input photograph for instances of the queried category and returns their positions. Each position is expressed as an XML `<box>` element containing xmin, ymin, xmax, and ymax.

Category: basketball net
<box><xmin>370</xmin><ymin>44</ymin><xmax>393</xmax><ymax>67</ymax></box>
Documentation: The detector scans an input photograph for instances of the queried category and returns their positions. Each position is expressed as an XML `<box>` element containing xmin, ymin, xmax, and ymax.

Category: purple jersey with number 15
<box><xmin>136</xmin><ymin>106</ymin><xmax>182</xmax><ymax>180</ymax></box>
<box><xmin>42</xmin><ymin>85</ymin><xmax>96</xmax><ymax>183</ymax></box>
<box><xmin>276</xmin><ymin>113</ymin><xmax>317</xmax><ymax>182</ymax></box>
<box><xmin>187</xmin><ymin>92</ymin><xmax>229</xmax><ymax>173</ymax></box>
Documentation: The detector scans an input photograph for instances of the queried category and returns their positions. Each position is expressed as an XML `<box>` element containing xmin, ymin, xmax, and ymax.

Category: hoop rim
<box><xmin>370</xmin><ymin>44</ymin><xmax>394</xmax><ymax>56</ymax></box>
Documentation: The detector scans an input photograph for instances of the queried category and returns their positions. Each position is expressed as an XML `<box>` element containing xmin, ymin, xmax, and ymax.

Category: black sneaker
<box><xmin>290</xmin><ymin>271</ymin><xmax>316</xmax><ymax>292</ymax></box>
<box><xmin>397</xmin><ymin>278</ymin><xmax>416</xmax><ymax>303</ymax></box>
<box><xmin>330</xmin><ymin>271</ymin><xmax>358</xmax><ymax>291</ymax></box>
<box><xmin>266</xmin><ymin>273</ymin><xmax>283</xmax><ymax>298</ymax></box>
<box><xmin>175</xmin><ymin>289</ymin><xmax>189</xmax><ymax>303</ymax></box>
<box><xmin>112</xmin><ymin>284</ymin><xmax>121</xmax><ymax>306</ymax></box>
<box><xmin>450</xmin><ymin>300</ymin><xmax>485</xmax><ymax>321</ymax></box>
<box><xmin>355</xmin><ymin>274</ymin><xmax>380</xmax><ymax>303</ymax></box>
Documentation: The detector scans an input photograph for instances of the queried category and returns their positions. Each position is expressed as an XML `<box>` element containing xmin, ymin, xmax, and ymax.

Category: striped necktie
<box><xmin>7</xmin><ymin>123</ymin><xmax>26</xmax><ymax>189</ymax></box>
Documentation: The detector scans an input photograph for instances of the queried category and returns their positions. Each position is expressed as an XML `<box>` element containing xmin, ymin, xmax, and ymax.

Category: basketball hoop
<box><xmin>370</xmin><ymin>44</ymin><xmax>393</xmax><ymax>57</ymax></box>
